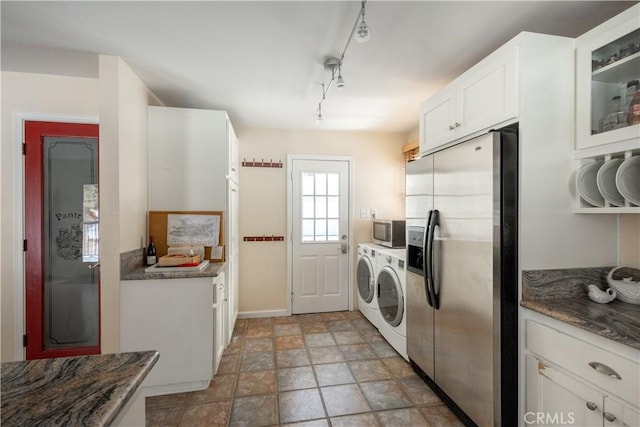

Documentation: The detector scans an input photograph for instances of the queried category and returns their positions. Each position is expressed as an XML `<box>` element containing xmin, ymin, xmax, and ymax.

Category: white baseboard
<box><xmin>144</xmin><ymin>380</ymin><xmax>210</xmax><ymax>397</ymax></box>
<box><xmin>238</xmin><ymin>309</ymin><xmax>289</xmax><ymax>319</ymax></box>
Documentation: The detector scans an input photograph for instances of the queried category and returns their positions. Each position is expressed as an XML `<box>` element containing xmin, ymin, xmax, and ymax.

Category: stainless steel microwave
<box><xmin>372</xmin><ymin>219</ymin><xmax>406</xmax><ymax>248</ymax></box>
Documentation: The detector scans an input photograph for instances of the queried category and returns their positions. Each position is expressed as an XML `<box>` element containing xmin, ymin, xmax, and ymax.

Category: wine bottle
<box><xmin>146</xmin><ymin>236</ymin><xmax>157</xmax><ymax>266</ymax></box>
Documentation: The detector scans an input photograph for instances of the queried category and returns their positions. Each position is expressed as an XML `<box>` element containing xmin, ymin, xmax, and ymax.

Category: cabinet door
<box><xmin>527</xmin><ymin>355</ymin><xmax>603</xmax><ymax>427</ymax></box>
<box><xmin>420</xmin><ymin>87</ymin><xmax>456</xmax><ymax>155</ymax></box>
<box><xmin>213</xmin><ymin>274</ymin><xmax>226</xmax><ymax>374</ymax></box>
<box><xmin>603</xmin><ymin>396</ymin><xmax>640</xmax><ymax>427</ymax></box>
<box><xmin>227</xmin><ymin>120</ymin><xmax>239</xmax><ymax>183</ymax></box>
<box><xmin>456</xmin><ymin>46</ymin><xmax>518</xmax><ymax>140</ymax></box>
<box><xmin>575</xmin><ymin>6</ymin><xmax>640</xmax><ymax>150</ymax></box>
<box><xmin>227</xmin><ymin>180</ymin><xmax>239</xmax><ymax>344</ymax></box>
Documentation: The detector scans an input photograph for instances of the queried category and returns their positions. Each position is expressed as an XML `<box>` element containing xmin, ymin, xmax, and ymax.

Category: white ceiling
<box><xmin>1</xmin><ymin>1</ymin><xmax>635</xmax><ymax>133</ymax></box>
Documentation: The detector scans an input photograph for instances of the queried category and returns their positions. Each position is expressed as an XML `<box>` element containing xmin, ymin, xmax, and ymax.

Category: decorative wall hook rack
<box><xmin>242</xmin><ymin>158</ymin><xmax>283</xmax><ymax>168</ymax></box>
<box><xmin>243</xmin><ymin>235</ymin><xmax>285</xmax><ymax>242</ymax></box>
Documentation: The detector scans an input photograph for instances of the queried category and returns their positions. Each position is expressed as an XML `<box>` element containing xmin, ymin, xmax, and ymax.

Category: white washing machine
<box><xmin>375</xmin><ymin>248</ymin><xmax>408</xmax><ymax>360</ymax></box>
<box><xmin>356</xmin><ymin>243</ymin><xmax>381</xmax><ymax>329</ymax></box>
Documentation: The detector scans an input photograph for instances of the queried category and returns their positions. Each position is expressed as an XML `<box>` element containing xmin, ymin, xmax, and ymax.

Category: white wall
<box><xmin>99</xmin><ymin>55</ymin><xmax>161</xmax><ymax>354</ymax></box>
<box><xmin>620</xmin><ymin>215</ymin><xmax>640</xmax><ymax>266</ymax></box>
<box><xmin>237</xmin><ymin>127</ymin><xmax>407</xmax><ymax>314</ymax></box>
<box><xmin>1</xmin><ymin>71</ymin><xmax>99</xmax><ymax>361</ymax></box>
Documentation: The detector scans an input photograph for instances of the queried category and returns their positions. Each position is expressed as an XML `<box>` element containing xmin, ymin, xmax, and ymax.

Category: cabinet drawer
<box><xmin>527</xmin><ymin>319</ymin><xmax>639</xmax><ymax>406</ymax></box>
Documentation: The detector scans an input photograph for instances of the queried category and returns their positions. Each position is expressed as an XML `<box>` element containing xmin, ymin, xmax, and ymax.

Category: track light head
<box><xmin>355</xmin><ymin>19</ymin><xmax>371</xmax><ymax>43</ymax></box>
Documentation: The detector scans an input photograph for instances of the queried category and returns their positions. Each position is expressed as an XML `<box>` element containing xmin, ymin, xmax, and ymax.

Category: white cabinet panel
<box><xmin>456</xmin><ymin>47</ymin><xmax>518</xmax><ymax>139</ymax></box>
<box><xmin>120</xmin><ymin>277</ymin><xmax>214</xmax><ymax>396</ymax></box>
<box><xmin>420</xmin><ymin>88</ymin><xmax>456</xmax><ymax>154</ymax></box>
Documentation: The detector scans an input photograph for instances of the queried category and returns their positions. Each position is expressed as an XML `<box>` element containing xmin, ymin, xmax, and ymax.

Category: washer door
<box><xmin>377</xmin><ymin>266</ymin><xmax>404</xmax><ymax>327</ymax></box>
<box><xmin>357</xmin><ymin>256</ymin><xmax>375</xmax><ymax>303</ymax></box>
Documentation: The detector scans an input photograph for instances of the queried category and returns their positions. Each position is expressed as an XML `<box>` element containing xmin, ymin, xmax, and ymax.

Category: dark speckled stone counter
<box><xmin>1</xmin><ymin>351</ymin><xmax>158</xmax><ymax>426</ymax></box>
<box><xmin>120</xmin><ymin>248</ymin><xmax>224</xmax><ymax>280</ymax></box>
<box><xmin>521</xmin><ymin>267</ymin><xmax>640</xmax><ymax>350</ymax></box>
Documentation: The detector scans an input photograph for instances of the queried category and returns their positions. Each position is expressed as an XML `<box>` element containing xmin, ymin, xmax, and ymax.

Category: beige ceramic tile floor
<box><xmin>146</xmin><ymin>311</ymin><xmax>465</xmax><ymax>427</ymax></box>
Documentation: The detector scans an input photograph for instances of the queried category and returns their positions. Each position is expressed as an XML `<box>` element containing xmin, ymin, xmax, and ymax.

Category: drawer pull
<box><xmin>588</xmin><ymin>362</ymin><xmax>622</xmax><ymax>380</ymax></box>
<box><xmin>585</xmin><ymin>401</ymin><xmax>598</xmax><ymax>411</ymax></box>
<box><xmin>604</xmin><ymin>412</ymin><xmax>616</xmax><ymax>422</ymax></box>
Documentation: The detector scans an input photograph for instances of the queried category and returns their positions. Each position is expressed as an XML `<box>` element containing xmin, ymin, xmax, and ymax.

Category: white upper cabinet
<box><xmin>575</xmin><ymin>4</ymin><xmax>640</xmax><ymax>152</ymax></box>
<box><xmin>420</xmin><ymin>87</ymin><xmax>456</xmax><ymax>152</ymax></box>
<box><xmin>456</xmin><ymin>46</ymin><xmax>518</xmax><ymax>138</ymax></box>
<box><xmin>419</xmin><ymin>39</ymin><xmax>518</xmax><ymax>155</ymax></box>
<box><xmin>148</xmin><ymin>106</ymin><xmax>235</xmax><ymax>211</ymax></box>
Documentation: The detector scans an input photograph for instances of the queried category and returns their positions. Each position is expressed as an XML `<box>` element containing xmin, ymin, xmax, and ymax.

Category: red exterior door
<box><xmin>24</xmin><ymin>121</ymin><xmax>101</xmax><ymax>359</ymax></box>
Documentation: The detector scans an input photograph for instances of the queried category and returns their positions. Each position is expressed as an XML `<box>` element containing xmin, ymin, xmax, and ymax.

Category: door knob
<box><xmin>341</xmin><ymin>244</ymin><xmax>348</xmax><ymax>254</ymax></box>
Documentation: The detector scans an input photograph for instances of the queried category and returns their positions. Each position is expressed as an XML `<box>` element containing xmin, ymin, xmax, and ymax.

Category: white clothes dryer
<box><xmin>356</xmin><ymin>244</ymin><xmax>381</xmax><ymax>329</ymax></box>
<box><xmin>376</xmin><ymin>248</ymin><xmax>408</xmax><ymax>360</ymax></box>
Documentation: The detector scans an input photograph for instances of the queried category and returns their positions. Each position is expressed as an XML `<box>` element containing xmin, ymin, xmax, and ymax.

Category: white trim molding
<box><xmin>11</xmin><ymin>112</ymin><xmax>99</xmax><ymax>361</ymax></box>
<box><xmin>237</xmin><ymin>309</ymin><xmax>290</xmax><ymax>319</ymax></box>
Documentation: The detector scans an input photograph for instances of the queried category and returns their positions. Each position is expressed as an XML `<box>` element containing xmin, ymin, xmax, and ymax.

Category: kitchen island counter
<box><xmin>1</xmin><ymin>351</ymin><xmax>158</xmax><ymax>426</ymax></box>
<box><xmin>521</xmin><ymin>267</ymin><xmax>640</xmax><ymax>350</ymax></box>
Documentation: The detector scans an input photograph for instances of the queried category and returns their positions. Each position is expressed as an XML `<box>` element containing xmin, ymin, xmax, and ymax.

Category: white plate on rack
<box><xmin>596</xmin><ymin>158</ymin><xmax>624</xmax><ymax>207</ymax></box>
<box><xmin>576</xmin><ymin>161</ymin><xmax>604</xmax><ymax>207</ymax></box>
<box><xmin>616</xmin><ymin>156</ymin><xmax>640</xmax><ymax>206</ymax></box>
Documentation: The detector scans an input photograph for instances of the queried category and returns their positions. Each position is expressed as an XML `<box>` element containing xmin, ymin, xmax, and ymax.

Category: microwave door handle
<box><xmin>429</xmin><ymin>210</ymin><xmax>440</xmax><ymax>309</ymax></box>
<box><xmin>423</xmin><ymin>210</ymin><xmax>433</xmax><ymax>307</ymax></box>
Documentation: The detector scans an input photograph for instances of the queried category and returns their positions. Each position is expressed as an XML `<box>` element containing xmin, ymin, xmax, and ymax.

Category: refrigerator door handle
<box><xmin>423</xmin><ymin>210</ymin><xmax>433</xmax><ymax>307</ymax></box>
<box><xmin>426</xmin><ymin>209</ymin><xmax>440</xmax><ymax>309</ymax></box>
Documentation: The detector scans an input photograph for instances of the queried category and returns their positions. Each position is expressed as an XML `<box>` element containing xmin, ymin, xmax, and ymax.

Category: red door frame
<box><xmin>24</xmin><ymin>120</ymin><xmax>101</xmax><ymax>360</ymax></box>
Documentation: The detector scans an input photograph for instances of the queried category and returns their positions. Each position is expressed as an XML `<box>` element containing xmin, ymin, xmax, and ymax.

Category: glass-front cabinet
<box><xmin>576</xmin><ymin>5</ymin><xmax>640</xmax><ymax>151</ymax></box>
<box><xmin>573</xmin><ymin>5</ymin><xmax>640</xmax><ymax>214</ymax></box>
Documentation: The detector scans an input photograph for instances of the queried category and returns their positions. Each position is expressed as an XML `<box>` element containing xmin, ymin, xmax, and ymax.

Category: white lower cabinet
<box><xmin>525</xmin><ymin>317</ymin><xmax>639</xmax><ymax>427</ymax></box>
<box><xmin>120</xmin><ymin>277</ymin><xmax>215</xmax><ymax>396</ymax></box>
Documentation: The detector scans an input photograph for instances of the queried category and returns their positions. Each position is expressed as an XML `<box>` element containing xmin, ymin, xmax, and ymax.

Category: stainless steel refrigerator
<box><xmin>405</xmin><ymin>130</ymin><xmax>518</xmax><ymax>427</ymax></box>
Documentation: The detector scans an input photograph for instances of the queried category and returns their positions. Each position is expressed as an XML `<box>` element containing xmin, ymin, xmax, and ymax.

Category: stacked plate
<box><xmin>616</xmin><ymin>156</ymin><xmax>640</xmax><ymax>206</ymax></box>
<box><xmin>577</xmin><ymin>156</ymin><xmax>640</xmax><ymax>207</ymax></box>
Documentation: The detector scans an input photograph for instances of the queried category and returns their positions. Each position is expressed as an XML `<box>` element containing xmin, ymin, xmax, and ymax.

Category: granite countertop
<box><xmin>521</xmin><ymin>267</ymin><xmax>640</xmax><ymax>351</ymax></box>
<box><xmin>120</xmin><ymin>248</ymin><xmax>224</xmax><ymax>280</ymax></box>
<box><xmin>1</xmin><ymin>351</ymin><xmax>159</xmax><ymax>426</ymax></box>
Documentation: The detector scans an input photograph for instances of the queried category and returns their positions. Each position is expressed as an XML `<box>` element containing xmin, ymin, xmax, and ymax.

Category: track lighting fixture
<box><xmin>354</xmin><ymin>2</ymin><xmax>371</xmax><ymax>43</ymax></box>
<box><xmin>315</xmin><ymin>0</ymin><xmax>370</xmax><ymax>121</ymax></box>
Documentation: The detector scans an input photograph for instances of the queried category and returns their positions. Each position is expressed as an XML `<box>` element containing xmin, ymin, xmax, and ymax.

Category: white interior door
<box><xmin>290</xmin><ymin>158</ymin><xmax>350</xmax><ymax>314</ymax></box>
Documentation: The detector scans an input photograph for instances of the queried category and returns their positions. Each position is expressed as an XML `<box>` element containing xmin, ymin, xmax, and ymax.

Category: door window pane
<box><xmin>315</xmin><ymin>219</ymin><xmax>327</xmax><ymax>241</ymax></box>
<box><xmin>315</xmin><ymin>196</ymin><xmax>327</xmax><ymax>218</ymax></box>
<box><xmin>327</xmin><ymin>196</ymin><xmax>339</xmax><ymax>218</ymax></box>
<box><xmin>302</xmin><ymin>196</ymin><xmax>314</xmax><ymax>219</ymax></box>
<box><xmin>327</xmin><ymin>173</ymin><xmax>339</xmax><ymax>195</ymax></box>
<box><xmin>302</xmin><ymin>173</ymin><xmax>314</xmax><ymax>195</ymax></box>
<box><xmin>327</xmin><ymin>219</ymin><xmax>339</xmax><ymax>240</ymax></box>
<box><xmin>315</xmin><ymin>173</ymin><xmax>326</xmax><ymax>195</ymax></box>
<box><xmin>302</xmin><ymin>219</ymin><xmax>314</xmax><ymax>241</ymax></box>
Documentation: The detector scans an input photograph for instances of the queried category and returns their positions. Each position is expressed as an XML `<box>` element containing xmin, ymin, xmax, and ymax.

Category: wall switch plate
<box><xmin>360</xmin><ymin>208</ymin><xmax>370</xmax><ymax>218</ymax></box>
<box><xmin>371</xmin><ymin>209</ymin><xmax>377</xmax><ymax>218</ymax></box>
